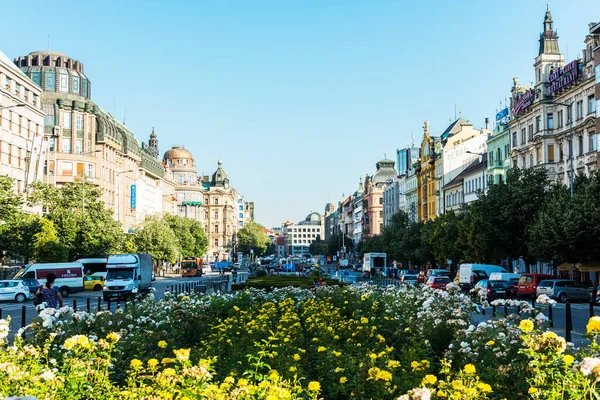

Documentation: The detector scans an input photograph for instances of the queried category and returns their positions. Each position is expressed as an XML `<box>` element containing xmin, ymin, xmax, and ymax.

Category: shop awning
<box><xmin>576</xmin><ymin>262</ymin><xmax>600</xmax><ymax>272</ymax></box>
<box><xmin>557</xmin><ymin>263</ymin><xmax>574</xmax><ymax>271</ymax></box>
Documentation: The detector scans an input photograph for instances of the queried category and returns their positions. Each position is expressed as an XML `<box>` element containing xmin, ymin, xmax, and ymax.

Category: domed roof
<box><xmin>27</xmin><ymin>50</ymin><xmax>70</xmax><ymax>58</ymax></box>
<box><xmin>306</xmin><ymin>212</ymin><xmax>322</xmax><ymax>223</ymax></box>
<box><xmin>371</xmin><ymin>158</ymin><xmax>397</xmax><ymax>186</ymax></box>
<box><xmin>211</xmin><ymin>159</ymin><xmax>229</xmax><ymax>187</ymax></box>
<box><xmin>163</xmin><ymin>146</ymin><xmax>194</xmax><ymax>161</ymax></box>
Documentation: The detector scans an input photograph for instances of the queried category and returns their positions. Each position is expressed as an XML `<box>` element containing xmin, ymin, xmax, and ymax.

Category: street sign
<box><xmin>447</xmin><ymin>259</ymin><xmax>452</xmax><ymax>265</ymax></box>
<box><xmin>130</xmin><ymin>184</ymin><xmax>136</xmax><ymax>209</ymax></box>
<box><xmin>250</xmin><ymin>249</ymin><xmax>254</xmax><ymax>254</ymax></box>
<box><xmin>333</xmin><ymin>256</ymin><xmax>337</xmax><ymax>261</ymax></box>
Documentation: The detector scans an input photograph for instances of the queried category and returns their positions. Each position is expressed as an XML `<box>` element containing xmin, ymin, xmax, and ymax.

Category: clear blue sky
<box><xmin>2</xmin><ymin>0</ymin><xmax>599</xmax><ymax>227</ymax></box>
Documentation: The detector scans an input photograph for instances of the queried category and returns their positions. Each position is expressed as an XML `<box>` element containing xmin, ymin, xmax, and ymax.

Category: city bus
<box><xmin>181</xmin><ymin>258</ymin><xmax>203</xmax><ymax>277</ymax></box>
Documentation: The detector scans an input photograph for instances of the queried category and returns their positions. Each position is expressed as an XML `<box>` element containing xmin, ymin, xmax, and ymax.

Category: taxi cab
<box><xmin>84</xmin><ymin>275</ymin><xmax>105</xmax><ymax>291</ymax></box>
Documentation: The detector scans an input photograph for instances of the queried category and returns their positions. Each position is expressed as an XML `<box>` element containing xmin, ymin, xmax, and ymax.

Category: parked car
<box><xmin>536</xmin><ymin>279</ymin><xmax>592</xmax><ymax>303</ymax></box>
<box><xmin>16</xmin><ymin>278</ymin><xmax>41</xmax><ymax>295</ymax></box>
<box><xmin>84</xmin><ymin>275</ymin><xmax>105</xmax><ymax>291</ymax></box>
<box><xmin>401</xmin><ymin>274</ymin><xmax>419</xmax><ymax>286</ymax></box>
<box><xmin>0</xmin><ymin>280</ymin><xmax>33</xmax><ymax>303</ymax></box>
<box><xmin>518</xmin><ymin>274</ymin><xmax>555</xmax><ymax>298</ymax></box>
<box><xmin>426</xmin><ymin>276</ymin><xmax>451</xmax><ymax>290</ymax></box>
<box><xmin>427</xmin><ymin>269</ymin><xmax>450</xmax><ymax>277</ymax></box>
<box><xmin>474</xmin><ymin>279</ymin><xmax>514</xmax><ymax>301</ymax></box>
<box><xmin>458</xmin><ymin>264</ymin><xmax>506</xmax><ymax>290</ymax></box>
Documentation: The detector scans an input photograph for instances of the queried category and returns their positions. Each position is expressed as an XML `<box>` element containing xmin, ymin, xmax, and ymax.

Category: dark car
<box><xmin>15</xmin><ymin>278</ymin><xmax>41</xmax><ymax>295</ymax></box>
<box><xmin>475</xmin><ymin>279</ymin><xmax>513</xmax><ymax>301</ymax></box>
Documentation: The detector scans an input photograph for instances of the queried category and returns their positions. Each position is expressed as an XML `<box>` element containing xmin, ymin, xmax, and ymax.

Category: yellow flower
<box><xmin>437</xmin><ymin>390</ymin><xmax>447</xmax><ymax>397</ymax></box>
<box><xmin>339</xmin><ymin>376</ymin><xmax>347</xmax><ymax>384</ymax></box>
<box><xmin>147</xmin><ymin>358</ymin><xmax>159</xmax><ymax>369</ymax></box>
<box><xmin>587</xmin><ymin>316</ymin><xmax>600</xmax><ymax>335</ymax></box>
<box><xmin>332</xmin><ymin>351</ymin><xmax>342</xmax><ymax>357</ymax></box>
<box><xmin>106</xmin><ymin>332</ymin><xmax>120</xmax><ymax>342</ymax></box>
<box><xmin>422</xmin><ymin>374</ymin><xmax>437</xmax><ymax>385</ymax></box>
<box><xmin>317</xmin><ymin>346</ymin><xmax>327</xmax><ymax>352</ymax></box>
<box><xmin>452</xmin><ymin>380</ymin><xmax>464</xmax><ymax>390</ymax></box>
<box><xmin>308</xmin><ymin>381</ymin><xmax>321</xmax><ymax>392</ymax></box>
<box><xmin>528</xmin><ymin>387</ymin><xmax>538</xmax><ymax>394</ymax></box>
<box><xmin>238</xmin><ymin>378</ymin><xmax>248</xmax><ymax>386</ymax></box>
<box><xmin>181</xmin><ymin>295</ymin><xmax>189</xmax><ymax>301</ymax></box>
<box><xmin>464</xmin><ymin>364</ymin><xmax>476</xmax><ymax>374</ymax></box>
<box><xmin>361</xmin><ymin>294</ymin><xmax>368</xmax><ymax>301</ymax></box>
<box><xmin>487</xmin><ymin>340</ymin><xmax>495</xmax><ymax>346</ymax></box>
<box><xmin>375</xmin><ymin>369</ymin><xmax>392</xmax><ymax>382</ymax></box>
<box><xmin>64</xmin><ymin>337</ymin><xmax>76</xmax><ymax>350</ymax></box>
<box><xmin>477</xmin><ymin>382</ymin><xmax>492</xmax><ymax>393</ymax></box>
<box><xmin>233</xmin><ymin>305</ymin><xmax>240</xmax><ymax>312</ymax></box>
<box><xmin>173</xmin><ymin>348</ymin><xmax>191</xmax><ymax>362</ymax></box>
<box><xmin>563</xmin><ymin>354</ymin><xmax>575</xmax><ymax>366</ymax></box>
<box><xmin>130</xmin><ymin>359</ymin><xmax>143</xmax><ymax>370</ymax></box>
<box><xmin>369</xmin><ymin>353</ymin><xmax>377</xmax><ymax>360</ymax></box>
<box><xmin>289</xmin><ymin>366</ymin><xmax>297</xmax><ymax>372</ymax></box>
<box><xmin>293</xmin><ymin>354</ymin><xmax>301</xmax><ymax>361</ymax></box>
<box><xmin>158</xmin><ymin>340</ymin><xmax>167</xmax><ymax>349</ymax></box>
<box><xmin>388</xmin><ymin>360</ymin><xmax>400</xmax><ymax>369</ymax></box>
<box><xmin>519</xmin><ymin>319</ymin><xmax>534</xmax><ymax>334</ymax></box>
<box><xmin>361</xmin><ymin>317</ymin><xmax>369</xmax><ymax>324</ymax></box>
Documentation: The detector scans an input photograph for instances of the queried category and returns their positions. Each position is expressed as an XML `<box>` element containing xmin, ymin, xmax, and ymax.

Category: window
<box><xmin>49</xmin><ymin>137</ymin><xmax>56</xmax><ymax>151</ymax></box>
<box><xmin>239</xmin><ymin>213</ymin><xmax>244</xmax><ymax>219</ymax></box>
<box><xmin>77</xmin><ymin>163</ymin><xmax>84</xmax><ymax>177</ymax></box>
<box><xmin>547</xmin><ymin>113</ymin><xmax>553</xmax><ymax>129</ymax></box>
<box><xmin>31</xmin><ymin>72</ymin><xmax>41</xmax><ymax>86</ymax></box>
<box><xmin>547</xmin><ymin>144</ymin><xmax>555</xmax><ymax>163</ymax></box>
<box><xmin>45</xmin><ymin>71</ymin><xmax>56</xmax><ymax>90</ymax></box>
<box><xmin>14</xmin><ymin>83</ymin><xmax>20</xmax><ymax>96</ymax></box>
<box><xmin>521</xmin><ymin>128</ymin><xmax>526</xmax><ymax>144</ymax></box>
<box><xmin>590</xmin><ymin>95</ymin><xmax>596</xmax><ymax>114</ymax></box>
<box><xmin>557</xmin><ymin>110</ymin><xmax>563</xmax><ymax>128</ymax></box>
<box><xmin>214</xmin><ymin>211</ymin><xmax>218</xmax><ymax>219</ymax></box>
<box><xmin>529</xmin><ymin>154</ymin><xmax>533</xmax><ymax>167</ymax></box>
<box><xmin>536</xmin><ymin>147</ymin><xmax>542</xmax><ymax>165</ymax></box>
<box><xmin>576</xmin><ymin>101</ymin><xmax>583</xmax><ymax>119</ymax></box>
<box><xmin>214</xmin><ymin>239</ymin><xmax>218</xmax><ymax>247</ymax></box>
<box><xmin>59</xmin><ymin>72</ymin><xmax>68</xmax><ymax>92</ymax></box>
<box><xmin>379</xmin><ymin>211</ymin><xmax>383</xmax><ymax>218</ymax></box>
<box><xmin>62</xmin><ymin>162</ymin><xmax>73</xmax><ymax>176</ymax></box>
<box><xmin>214</xmin><ymin>198</ymin><xmax>218</xmax><ymax>205</ymax></box>
<box><xmin>204</xmin><ymin>211</ymin><xmax>209</xmax><ymax>219</ymax></box>
<box><xmin>567</xmin><ymin>106</ymin><xmax>572</xmax><ymax>123</ymax></box>
<box><xmin>512</xmin><ymin>132</ymin><xmax>517</xmax><ymax>147</ymax></box>
<box><xmin>496</xmin><ymin>148</ymin><xmax>501</xmax><ymax>165</ymax></box>
<box><xmin>214</xmin><ymin>225</ymin><xmax>219</xmax><ymax>233</ymax></box>
<box><xmin>535</xmin><ymin>117</ymin><xmax>541</xmax><ymax>133</ymax></box>
<box><xmin>82</xmin><ymin>79</ymin><xmax>87</xmax><ymax>97</ymax></box>
<box><xmin>76</xmin><ymin>115</ymin><xmax>83</xmax><ymax>131</ymax></box>
<box><xmin>62</xmin><ymin>139</ymin><xmax>71</xmax><ymax>154</ymax></box>
<box><xmin>62</xmin><ymin>112</ymin><xmax>71</xmax><ymax>129</ymax></box>
<box><xmin>578</xmin><ymin>136</ymin><xmax>584</xmax><ymax>156</ymax></box>
<box><xmin>47</xmin><ymin>160</ymin><xmax>54</xmax><ymax>174</ymax></box>
<box><xmin>379</xmin><ymin>198</ymin><xmax>383</xmax><ymax>204</ymax></box>
<box><xmin>568</xmin><ymin>138</ymin><xmax>572</xmax><ymax>158</ymax></box>
<box><xmin>590</xmin><ymin>134</ymin><xmax>596</xmax><ymax>152</ymax></box>
<box><xmin>76</xmin><ymin>139</ymin><xmax>83</xmax><ymax>154</ymax></box>
<box><xmin>87</xmin><ymin>164</ymin><xmax>93</xmax><ymax>178</ymax></box>
<box><xmin>505</xmin><ymin>144</ymin><xmax>509</xmax><ymax>159</ymax></box>
<box><xmin>559</xmin><ymin>142</ymin><xmax>564</xmax><ymax>160</ymax></box>
<box><xmin>72</xmin><ymin>77</ymin><xmax>80</xmax><ymax>94</ymax></box>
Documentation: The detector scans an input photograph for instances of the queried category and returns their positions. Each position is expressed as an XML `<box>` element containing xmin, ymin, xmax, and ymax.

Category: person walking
<box><xmin>36</xmin><ymin>273</ymin><xmax>63</xmax><ymax>309</ymax></box>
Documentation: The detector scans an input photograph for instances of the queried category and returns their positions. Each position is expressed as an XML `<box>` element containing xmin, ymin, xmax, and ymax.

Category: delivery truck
<box><xmin>103</xmin><ymin>253</ymin><xmax>154</xmax><ymax>300</ymax></box>
<box><xmin>363</xmin><ymin>253</ymin><xmax>387</xmax><ymax>276</ymax></box>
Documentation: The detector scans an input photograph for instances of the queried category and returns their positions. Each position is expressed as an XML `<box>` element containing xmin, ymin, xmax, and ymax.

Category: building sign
<box><xmin>548</xmin><ymin>60</ymin><xmax>580</xmax><ymax>96</ymax></box>
<box><xmin>496</xmin><ymin>107</ymin><xmax>509</xmax><ymax>121</ymax></box>
<box><xmin>511</xmin><ymin>89</ymin><xmax>535</xmax><ymax>116</ymax></box>
<box><xmin>130</xmin><ymin>184</ymin><xmax>137</xmax><ymax>209</ymax></box>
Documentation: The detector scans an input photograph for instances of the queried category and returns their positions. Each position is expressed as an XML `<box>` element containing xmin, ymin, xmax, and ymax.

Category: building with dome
<box><xmin>282</xmin><ymin>212</ymin><xmax>324</xmax><ymax>256</ymax></box>
<box><xmin>13</xmin><ymin>50</ymin><xmax>176</xmax><ymax>231</ymax></box>
<box><xmin>362</xmin><ymin>158</ymin><xmax>397</xmax><ymax>237</ymax></box>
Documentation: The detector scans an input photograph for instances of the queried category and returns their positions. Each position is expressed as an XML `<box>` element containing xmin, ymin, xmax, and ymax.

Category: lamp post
<box><xmin>0</xmin><ymin>104</ymin><xmax>26</xmax><ymax>111</ymax></box>
<box><xmin>80</xmin><ymin>150</ymin><xmax>102</xmax><ymax>213</ymax></box>
<box><xmin>115</xmin><ymin>169</ymin><xmax>134</xmax><ymax>224</ymax></box>
<box><xmin>544</xmin><ymin>101</ymin><xmax>574</xmax><ymax>197</ymax></box>
<box><xmin>466</xmin><ymin>150</ymin><xmax>486</xmax><ymax>196</ymax></box>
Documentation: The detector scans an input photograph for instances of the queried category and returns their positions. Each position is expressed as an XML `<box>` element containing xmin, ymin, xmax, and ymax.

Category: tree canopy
<box><xmin>237</xmin><ymin>221</ymin><xmax>270</xmax><ymax>256</ymax></box>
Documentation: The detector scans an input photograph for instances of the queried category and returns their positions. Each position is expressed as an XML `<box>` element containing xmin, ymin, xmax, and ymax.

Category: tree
<box><xmin>237</xmin><ymin>221</ymin><xmax>270</xmax><ymax>256</ymax></box>
<box><xmin>0</xmin><ymin>214</ymin><xmax>43</xmax><ymax>263</ymax></box>
<box><xmin>32</xmin><ymin>218</ymin><xmax>68</xmax><ymax>262</ymax></box>
<box><xmin>133</xmin><ymin>217</ymin><xmax>179</xmax><ymax>264</ymax></box>
<box><xmin>28</xmin><ymin>182</ymin><xmax>125</xmax><ymax>260</ymax></box>
<box><xmin>309</xmin><ymin>235</ymin><xmax>328</xmax><ymax>255</ymax></box>
<box><xmin>163</xmin><ymin>215</ymin><xmax>209</xmax><ymax>259</ymax></box>
<box><xmin>0</xmin><ymin>176</ymin><xmax>23</xmax><ymax>227</ymax></box>
<box><xmin>428</xmin><ymin>211</ymin><xmax>464</xmax><ymax>266</ymax></box>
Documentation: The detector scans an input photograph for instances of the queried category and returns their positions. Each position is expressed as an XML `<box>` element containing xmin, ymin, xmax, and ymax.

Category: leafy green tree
<box><xmin>28</xmin><ymin>182</ymin><xmax>125</xmax><ymax>260</ymax></box>
<box><xmin>309</xmin><ymin>235</ymin><xmax>328</xmax><ymax>255</ymax></box>
<box><xmin>0</xmin><ymin>176</ymin><xmax>23</xmax><ymax>227</ymax></box>
<box><xmin>32</xmin><ymin>218</ymin><xmax>68</xmax><ymax>262</ymax></box>
<box><xmin>133</xmin><ymin>217</ymin><xmax>179</xmax><ymax>264</ymax></box>
<box><xmin>428</xmin><ymin>211</ymin><xmax>464</xmax><ymax>266</ymax></box>
<box><xmin>0</xmin><ymin>214</ymin><xmax>43</xmax><ymax>263</ymax></box>
<box><xmin>163</xmin><ymin>215</ymin><xmax>209</xmax><ymax>259</ymax></box>
<box><xmin>237</xmin><ymin>221</ymin><xmax>270</xmax><ymax>256</ymax></box>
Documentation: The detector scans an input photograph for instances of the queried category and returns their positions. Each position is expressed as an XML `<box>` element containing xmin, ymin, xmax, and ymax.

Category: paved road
<box><xmin>0</xmin><ymin>274</ymin><xmax>231</xmax><ymax>334</ymax></box>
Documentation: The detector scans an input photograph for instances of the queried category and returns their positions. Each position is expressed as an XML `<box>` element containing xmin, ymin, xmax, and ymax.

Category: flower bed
<box><xmin>1</xmin><ymin>285</ymin><xmax>600</xmax><ymax>399</ymax></box>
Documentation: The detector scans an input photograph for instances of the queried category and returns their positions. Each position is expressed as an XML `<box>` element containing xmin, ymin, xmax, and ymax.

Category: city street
<box><xmin>0</xmin><ymin>275</ymin><xmax>226</xmax><ymax>334</ymax></box>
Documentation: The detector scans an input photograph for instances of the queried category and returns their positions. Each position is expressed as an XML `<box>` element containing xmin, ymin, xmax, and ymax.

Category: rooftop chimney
<box><xmin>485</xmin><ymin>117</ymin><xmax>490</xmax><ymax>130</ymax></box>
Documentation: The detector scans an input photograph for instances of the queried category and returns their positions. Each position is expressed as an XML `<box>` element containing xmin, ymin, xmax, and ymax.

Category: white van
<box><xmin>13</xmin><ymin>262</ymin><xmax>84</xmax><ymax>298</ymax></box>
<box><xmin>458</xmin><ymin>264</ymin><xmax>506</xmax><ymax>290</ymax></box>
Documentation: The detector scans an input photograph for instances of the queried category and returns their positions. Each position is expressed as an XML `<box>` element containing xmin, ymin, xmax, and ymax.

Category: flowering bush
<box><xmin>4</xmin><ymin>284</ymin><xmax>600</xmax><ymax>399</ymax></box>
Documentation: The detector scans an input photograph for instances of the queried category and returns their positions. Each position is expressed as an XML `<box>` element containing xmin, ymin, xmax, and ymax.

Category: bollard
<box><xmin>21</xmin><ymin>305</ymin><xmax>26</xmax><ymax>328</ymax></box>
<box><xmin>98</xmin><ymin>297</ymin><xmax>102</xmax><ymax>312</ymax></box>
<box><xmin>492</xmin><ymin>304</ymin><xmax>496</xmax><ymax>316</ymax></box>
<box><xmin>566</xmin><ymin>302</ymin><xmax>572</xmax><ymax>343</ymax></box>
<box><xmin>124</xmin><ymin>300</ymin><xmax>127</xmax><ymax>311</ymax></box>
<box><xmin>591</xmin><ymin>297</ymin><xmax>595</xmax><ymax>319</ymax></box>
<box><xmin>548</xmin><ymin>304</ymin><xmax>554</xmax><ymax>327</ymax></box>
<box><xmin>481</xmin><ymin>302</ymin><xmax>486</xmax><ymax>315</ymax></box>
<box><xmin>0</xmin><ymin>308</ymin><xmax>2</xmax><ymax>319</ymax></box>
<box><xmin>73</xmin><ymin>299</ymin><xmax>77</xmax><ymax>311</ymax></box>
<box><xmin>504</xmin><ymin>304</ymin><xmax>508</xmax><ymax>317</ymax></box>
<box><xmin>87</xmin><ymin>297</ymin><xmax>91</xmax><ymax>313</ymax></box>
<box><xmin>117</xmin><ymin>301</ymin><xmax>121</xmax><ymax>310</ymax></box>
<box><xmin>107</xmin><ymin>299</ymin><xmax>111</xmax><ymax>312</ymax></box>
<box><xmin>170</xmin><ymin>285</ymin><xmax>174</xmax><ymax>294</ymax></box>
<box><xmin>531</xmin><ymin>296</ymin><xmax>536</xmax><ymax>308</ymax></box>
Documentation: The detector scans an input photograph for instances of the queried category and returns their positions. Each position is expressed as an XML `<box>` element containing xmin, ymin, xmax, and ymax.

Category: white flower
<box><xmin>579</xmin><ymin>357</ymin><xmax>600</xmax><ymax>376</ymax></box>
<box><xmin>40</xmin><ymin>370</ymin><xmax>55</xmax><ymax>381</ymax></box>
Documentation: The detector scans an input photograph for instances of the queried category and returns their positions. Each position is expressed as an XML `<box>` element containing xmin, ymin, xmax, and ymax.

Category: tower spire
<box><xmin>539</xmin><ymin>7</ymin><xmax>560</xmax><ymax>55</ymax></box>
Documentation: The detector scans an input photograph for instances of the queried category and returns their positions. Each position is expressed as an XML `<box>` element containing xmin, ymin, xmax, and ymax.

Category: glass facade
<box><xmin>45</xmin><ymin>70</ymin><xmax>55</xmax><ymax>90</ymax></box>
<box><xmin>31</xmin><ymin>72</ymin><xmax>41</xmax><ymax>86</ymax></box>
<box><xmin>72</xmin><ymin>77</ymin><xmax>80</xmax><ymax>94</ymax></box>
<box><xmin>82</xmin><ymin>79</ymin><xmax>87</xmax><ymax>97</ymax></box>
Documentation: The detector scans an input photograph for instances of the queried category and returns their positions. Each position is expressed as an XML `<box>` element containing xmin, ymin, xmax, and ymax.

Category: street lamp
<box><xmin>466</xmin><ymin>150</ymin><xmax>487</xmax><ymax>195</ymax></box>
<box><xmin>115</xmin><ymin>169</ymin><xmax>134</xmax><ymax>222</ymax></box>
<box><xmin>80</xmin><ymin>150</ymin><xmax>102</xmax><ymax>213</ymax></box>
<box><xmin>544</xmin><ymin>100</ymin><xmax>574</xmax><ymax>197</ymax></box>
<box><xmin>0</xmin><ymin>103</ymin><xmax>26</xmax><ymax>110</ymax></box>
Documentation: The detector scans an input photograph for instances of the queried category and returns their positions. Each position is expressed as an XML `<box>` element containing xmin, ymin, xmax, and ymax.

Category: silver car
<box><xmin>536</xmin><ymin>279</ymin><xmax>591</xmax><ymax>303</ymax></box>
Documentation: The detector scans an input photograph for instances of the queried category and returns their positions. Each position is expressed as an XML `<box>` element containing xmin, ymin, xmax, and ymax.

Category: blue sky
<box><xmin>2</xmin><ymin>0</ymin><xmax>599</xmax><ymax>227</ymax></box>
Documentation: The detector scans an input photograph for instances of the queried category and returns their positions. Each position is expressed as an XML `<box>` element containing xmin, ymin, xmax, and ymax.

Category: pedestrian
<box><xmin>35</xmin><ymin>273</ymin><xmax>63</xmax><ymax>310</ymax></box>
